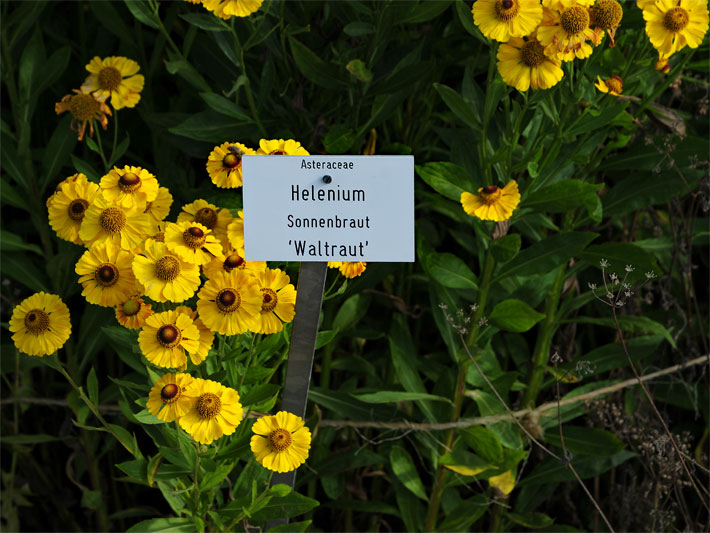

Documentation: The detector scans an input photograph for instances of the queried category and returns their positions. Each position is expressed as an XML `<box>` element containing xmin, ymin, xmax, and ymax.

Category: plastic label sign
<box><xmin>242</xmin><ymin>155</ymin><xmax>414</xmax><ymax>262</ymax></box>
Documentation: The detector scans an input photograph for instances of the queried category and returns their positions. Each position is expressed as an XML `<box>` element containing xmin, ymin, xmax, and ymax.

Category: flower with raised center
<box><xmin>144</xmin><ymin>187</ymin><xmax>173</xmax><ymax>230</ymax></box>
<box><xmin>177</xmin><ymin>199</ymin><xmax>233</xmax><ymax>247</ymax></box>
<box><xmin>250</xmin><ymin>411</ymin><xmax>311</xmax><ymax>473</ymax></box>
<box><xmin>81</xmin><ymin>56</ymin><xmax>145</xmax><ymax>110</ymax></box>
<box><xmin>202</xmin><ymin>0</ymin><xmax>264</xmax><ymax>18</ymax></box>
<box><xmin>138</xmin><ymin>310</ymin><xmax>201</xmax><ymax>369</ymax></box>
<box><xmin>203</xmin><ymin>248</ymin><xmax>267</xmax><ymax>280</ymax></box>
<box><xmin>196</xmin><ymin>270</ymin><xmax>262</xmax><ymax>335</ymax></box>
<box><xmin>250</xmin><ymin>268</ymin><xmax>297</xmax><ymax>335</ymax></box>
<box><xmin>591</xmin><ymin>0</ymin><xmax>623</xmax><ymax>46</ymax></box>
<box><xmin>537</xmin><ymin>0</ymin><xmax>604</xmax><ymax>61</ymax></box>
<box><xmin>327</xmin><ymin>262</ymin><xmax>367</xmax><ymax>279</ymax></box>
<box><xmin>472</xmin><ymin>0</ymin><xmax>543</xmax><ymax>42</ymax></box>
<box><xmin>206</xmin><ymin>142</ymin><xmax>256</xmax><ymax>188</ymax></box>
<box><xmin>257</xmin><ymin>138</ymin><xmax>310</xmax><ymax>156</ymax></box>
<box><xmin>47</xmin><ymin>173</ymin><xmax>100</xmax><ymax>245</ymax></box>
<box><xmin>10</xmin><ymin>293</ymin><xmax>72</xmax><ymax>357</ymax></box>
<box><xmin>55</xmin><ymin>89</ymin><xmax>112</xmax><ymax>141</ymax></box>
<box><xmin>75</xmin><ymin>242</ymin><xmax>139</xmax><ymax>307</ymax></box>
<box><xmin>496</xmin><ymin>36</ymin><xmax>564</xmax><ymax>91</ymax></box>
<box><xmin>461</xmin><ymin>181</ymin><xmax>521</xmax><ymax>221</ymax></box>
<box><xmin>178</xmin><ymin>379</ymin><xmax>243</xmax><ymax>445</ymax></box>
<box><xmin>164</xmin><ymin>221</ymin><xmax>223</xmax><ymax>265</ymax></box>
<box><xmin>115</xmin><ymin>296</ymin><xmax>153</xmax><ymax>330</ymax></box>
<box><xmin>595</xmin><ymin>74</ymin><xmax>623</xmax><ymax>96</ymax></box>
<box><xmin>642</xmin><ymin>0</ymin><xmax>708</xmax><ymax>56</ymax></box>
<box><xmin>146</xmin><ymin>372</ymin><xmax>196</xmax><ymax>422</ymax></box>
<box><xmin>79</xmin><ymin>194</ymin><xmax>152</xmax><ymax>251</ymax></box>
<box><xmin>132</xmin><ymin>240</ymin><xmax>201</xmax><ymax>303</ymax></box>
<box><xmin>100</xmin><ymin>166</ymin><xmax>159</xmax><ymax>209</ymax></box>
<box><xmin>175</xmin><ymin>306</ymin><xmax>215</xmax><ymax>365</ymax></box>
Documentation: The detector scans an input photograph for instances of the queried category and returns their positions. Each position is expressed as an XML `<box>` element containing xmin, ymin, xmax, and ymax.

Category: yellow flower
<box><xmin>655</xmin><ymin>52</ymin><xmax>671</xmax><ymax>73</ymax></box>
<box><xmin>203</xmin><ymin>249</ymin><xmax>267</xmax><ymax>280</ymax></box>
<box><xmin>82</xmin><ymin>56</ymin><xmax>145</xmax><ymax>110</ymax></box>
<box><xmin>250</xmin><ymin>411</ymin><xmax>311</xmax><ymax>473</ymax></box>
<box><xmin>55</xmin><ymin>89</ymin><xmax>112</xmax><ymax>141</ymax></box>
<box><xmin>472</xmin><ymin>0</ymin><xmax>543</xmax><ymax>42</ymax></box>
<box><xmin>132</xmin><ymin>240</ymin><xmax>201</xmax><ymax>303</ymax></box>
<box><xmin>196</xmin><ymin>270</ymin><xmax>262</xmax><ymax>335</ymax></box>
<box><xmin>144</xmin><ymin>187</ymin><xmax>173</xmax><ymax>229</ymax></box>
<box><xmin>642</xmin><ymin>0</ymin><xmax>708</xmax><ymax>56</ymax></box>
<box><xmin>164</xmin><ymin>221</ymin><xmax>223</xmax><ymax>265</ymax></box>
<box><xmin>595</xmin><ymin>74</ymin><xmax>623</xmax><ymax>96</ymax></box>
<box><xmin>100</xmin><ymin>166</ymin><xmax>159</xmax><ymax>209</ymax></box>
<box><xmin>47</xmin><ymin>173</ymin><xmax>100</xmax><ymax>244</ymax></box>
<box><xmin>10</xmin><ymin>293</ymin><xmax>71</xmax><ymax>357</ymax></box>
<box><xmin>115</xmin><ymin>296</ymin><xmax>153</xmax><ymax>330</ymax></box>
<box><xmin>175</xmin><ymin>306</ymin><xmax>215</xmax><ymax>365</ymax></box>
<box><xmin>327</xmin><ymin>262</ymin><xmax>367</xmax><ymax>279</ymax></box>
<box><xmin>461</xmin><ymin>181</ymin><xmax>521</xmax><ymax>221</ymax></box>
<box><xmin>146</xmin><ymin>372</ymin><xmax>197</xmax><ymax>422</ymax></box>
<box><xmin>497</xmin><ymin>37</ymin><xmax>564</xmax><ymax>91</ymax></box>
<box><xmin>206</xmin><ymin>142</ymin><xmax>256</xmax><ymax>188</ymax></box>
<box><xmin>138</xmin><ymin>310</ymin><xmax>201</xmax><ymax>369</ymax></box>
<box><xmin>591</xmin><ymin>0</ymin><xmax>623</xmax><ymax>46</ymax></box>
<box><xmin>79</xmin><ymin>194</ymin><xmax>152</xmax><ymax>251</ymax></box>
<box><xmin>202</xmin><ymin>0</ymin><xmax>264</xmax><ymax>18</ymax></box>
<box><xmin>226</xmin><ymin>211</ymin><xmax>245</xmax><ymax>254</ymax></box>
<box><xmin>179</xmin><ymin>379</ymin><xmax>244</xmax><ymax>445</ymax></box>
<box><xmin>75</xmin><ymin>242</ymin><xmax>139</xmax><ymax>307</ymax></box>
<box><xmin>537</xmin><ymin>1</ymin><xmax>604</xmax><ymax>61</ymax></box>
<box><xmin>257</xmin><ymin>138</ymin><xmax>310</xmax><ymax>156</ymax></box>
<box><xmin>251</xmin><ymin>268</ymin><xmax>297</xmax><ymax>335</ymax></box>
<box><xmin>177</xmin><ymin>199</ymin><xmax>233</xmax><ymax>246</ymax></box>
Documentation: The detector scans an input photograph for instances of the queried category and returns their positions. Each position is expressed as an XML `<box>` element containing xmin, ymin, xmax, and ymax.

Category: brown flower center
<box><xmin>663</xmin><ymin>6</ymin><xmax>689</xmax><ymax>32</ymax></box>
<box><xmin>24</xmin><ymin>309</ymin><xmax>50</xmax><ymax>334</ymax></box>
<box><xmin>155</xmin><ymin>256</ymin><xmax>180</xmax><ymax>282</ymax></box>
<box><xmin>118</xmin><ymin>172</ymin><xmax>141</xmax><ymax>193</ymax></box>
<box><xmin>606</xmin><ymin>75</ymin><xmax>623</xmax><ymax>94</ymax></box>
<box><xmin>223</xmin><ymin>253</ymin><xmax>245</xmax><ymax>272</ymax></box>
<box><xmin>222</xmin><ymin>153</ymin><xmax>241</xmax><ymax>169</ymax></box>
<box><xmin>196</xmin><ymin>392</ymin><xmax>221</xmax><ymax>419</ymax></box>
<box><xmin>592</xmin><ymin>0</ymin><xmax>622</xmax><ymax>29</ymax></box>
<box><xmin>153</xmin><ymin>231</ymin><xmax>165</xmax><ymax>243</ymax></box>
<box><xmin>494</xmin><ymin>0</ymin><xmax>519</xmax><ymax>21</ymax></box>
<box><xmin>216</xmin><ymin>288</ymin><xmax>241</xmax><ymax>313</ymax></box>
<box><xmin>269</xmin><ymin>150</ymin><xmax>287</xmax><ymax>155</ymax></box>
<box><xmin>260</xmin><ymin>288</ymin><xmax>278</xmax><ymax>313</ymax></box>
<box><xmin>157</xmin><ymin>324</ymin><xmax>182</xmax><ymax>348</ymax></box>
<box><xmin>561</xmin><ymin>6</ymin><xmax>589</xmax><ymax>35</ymax></box>
<box><xmin>94</xmin><ymin>263</ymin><xmax>119</xmax><ymax>287</ymax></box>
<box><xmin>99</xmin><ymin>207</ymin><xmax>127</xmax><ymax>233</ymax></box>
<box><xmin>480</xmin><ymin>186</ymin><xmax>503</xmax><ymax>206</ymax></box>
<box><xmin>67</xmin><ymin>199</ymin><xmax>89</xmax><ymax>221</ymax></box>
<box><xmin>98</xmin><ymin>66</ymin><xmax>122</xmax><ymax>91</ymax></box>
<box><xmin>268</xmin><ymin>428</ymin><xmax>292</xmax><ymax>452</ymax></box>
<box><xmin>68</xmin><ymin>93</ymin><xmax>101</xmax><ymax>121</ymax></box>
<box><xmin>160</xmin><ymin>383</ymin><xmax>181</xmax><ymax>403</ymax></box>
<box><xmin>194</xmin><ymin>207</ymin><xmax>218</xmax><ymax>230</ymax></box>
<box><xmin>122</xmin><ymin>299</ymin><xmax>141</xmax><ymax>316</ymax></box>
<box><xmin>182</xmin><ymin>226</ymin><xmax>206</xmax><ymax>249</ymax></box>
<box><xmin>521</xmin><ymin>41</ymin><xmax>546</xmax><ymax>67</ymax></box>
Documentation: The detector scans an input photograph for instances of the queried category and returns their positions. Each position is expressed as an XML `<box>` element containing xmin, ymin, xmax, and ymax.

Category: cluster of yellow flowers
<box><xmin>472</xmin><ymin>0</ymin><xmax>708</xmax><ymax>93</ymax></box>
<box><xmin>186</xmin><ymin>0</ymin><xmax>264</xmax><ymax>19</ymax></box>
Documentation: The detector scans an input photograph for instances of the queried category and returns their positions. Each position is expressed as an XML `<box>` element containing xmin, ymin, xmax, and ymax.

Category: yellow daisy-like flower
<box><xmin>79</xmin><ymin>193</ymin><xmax>152</xmax><ymax>251</ymax></box>
<box><xmin>472</xmin><ymin>0</ymin><xmax>543</xmax><ymax>42</ymax></box>
<box><xmin>55</xmin><ymin>89</ymin><xmax>112</xmax><ymax>142</ymax></box>
<box><xmin>202</xmin><ymin>0</ymin><xmax>264</xmax><ymax>18</ymax></box>
<box><xmin>250</xmin><ymin>411</ymin><xmax>311</xmax><ymax>473</ymax></box>
<box><xmin>206</xmin><ymin>142</ymin><xmax>256</xmax><ymax>189</ymax></box>
<box><xmin>100</xmin><ymin>166</ymin><xmax>159</xmax><ymax>209</ymax></box>
<box><xmin>179</xmin><ymin>379</ymin><xmax>244</xmax><ymax>445</ymax></box>
<box><xmin>164</xmin><ymin>221</ymin><xmax>223</xmax><ymax>266</ymax></box>
<box><xmin>203</xmin><ymin>249</ymin><xmax>267</xmax><ymax>280</ymax></box>
<box><xmin>257</xmin><ymin>138</ymin><xmax>310</xmax><ymax>156</ymax></box>
<box><xmin>461</xmin><ymin>181</ymin><xmax>521</xmax><ymax>222</ymax></box>
<box><xmin>75</xmin><ymin>242</ymin><xmax>138</xmax><ymax>307</ymax></box>
<box><xmin>10</xmin><ymin>293</ymin><xmax>71</xmax><ymax>357</ymax></box>
<box><xmin>81</xmin><ymin>56</ymin><xmax>145</xmax><ymax>110</ymax></box>
<box><xmin>537</xmin><ymin>1</ymin><xmax>604</xmax><ymax>61</ymax></box>
<box><xmin>196</xmin><ymin>270</ymin><xmax>262</xmax><ymax>335</ymax></box>
<box><xmin>177</xmin><ymin>199</ymin><xmax>233</xmax><ymax>246</ymax></box>
<box><xmin>226</xmin><ymin>211</ymin><xmax>245</xmax><ymax>254</ymax></box>
<box><xmin>251</xmin><ymin>268</ymin><xmax>297</xmax><ymax>335</ymax></box>
<box><xmin>591</xmin><ymin>0</ymin><xmax>623</xmax><ymax>46</ymax></box>
<box><xmin>132</xmin><ymin>240</ymin><xmax>201</xmax><ymax>303</ymax></box>
<box><xmin>497</xmin><ymin>37</ymin><xmax>564</xmax><ymax>91</ymax></box>
<box><xmin>47</xmin><ymin>173</ymin><xmax>88</xmax><ymax>209</ymax></box>
<box><xmin>595</xmin><ymin>75</ymin><xmax>623</xmax><ymax>96</ymax></box>
<box><xmin>138</xmin><ymin>310</ymin><xmax>201</xmax><ymax>369</ymax></box>
<box><xmin>328</xmin><ymin>262</ymin><xmax>367</xmax><ymax>279</ymax></box>
<box><xmin>642</xmin><ymin>0</ymin><xmax>709</xmax><ymax>56</ymax></box>
<box><xmin>146</xmin><ymin>372</ymin><xmax>197</xmax><ymax>422</ymax></box>
<box><xmin>47</xmin><ymin>173</ymin><xmax>100</xmax><ymax>245</ymax></box>
<box><xmin>655</xmin><ymin>52</ymin><xmax>672</xmax><ymax>73</ymax></box>
<box><xmin>175</xmin><ymin>306</ymin><xmax>215</xmax><ymax>365</ymax></box>
<box><xmin>144</xmin><ymin>187</ymin><xmax>173</xmax><ymax>229</ymax></box>
<box><xmin>115</xmin><ymin>296</ymin><xmax>153</xmax><ymax>330</ymax></box>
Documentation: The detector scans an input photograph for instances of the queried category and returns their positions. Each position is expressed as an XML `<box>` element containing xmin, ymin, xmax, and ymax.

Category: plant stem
<box><xmin>230</xmin><ymin>20</ymin><xmax>267</xmax><ymax>138</ymax></box>
<box><xmin>237</xmin><ymin>334</ymin><xmax>258</xmax><ymax>390</ymax></box>
<box><xmin>93</xmin><ymin>120</ymin><xmax>109</xmax><ymax>171</ymax></box>
<box><xmin>109</xmin><ymin>110</ymin><xmax>119</xmax><ymax>166</ymax></box>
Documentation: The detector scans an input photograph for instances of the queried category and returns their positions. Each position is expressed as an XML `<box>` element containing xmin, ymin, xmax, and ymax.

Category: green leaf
<box><xmin>323</xmin><ymin>499</ymin><xmax>399</xmax><ymax>516</ymax></box>
<box><xmin>18</xmin><ymin>27</ymin><xmax>44</xmax><ymax>107</ymax></box>
<box><xmin>434</xmin><ymin>83</ymin><xmax>481</xmax><ymax>130</ymax></box>
<box><xmin>455</xmin><ymin>0</ymin><xmax>486</xmax><ymax>43</ymax></box>
<box><xmin>558</xmin><ymin>335</ymin><xmax>664</xmax><ymax>378</ymax></box>
<box><xmin>491</xmin><ymin>234</ymin><xmax>521</xmax><ymax>263</ymax></box>
<box><xmin>70</xmin><ymin>155</ymin><xmax>100</xmax><ymax>181</ymax></box>
<box><xmin>289</xmin><ymin>37</ymin><xmax>346</xmax><ymax>89</ymax></box>
<box><xmin>566</xmin><ymin>315</ymin><xmax>676</xmax><ymax>349</ymax></box>
<box><xmin>423</xmin><ymin>252</ymin><xmax>478</xmax><ymax>290</ymax></box>
<box><xmin>352</xmin><ymin>391</ymin><xmax>452</xmax><ymax>404</ymax></box>
<box><xmin>416</xmin><ymin>162</ymin><xmax>473</xmax><ymax>201</ymax></box>
<box><xmin>81</xmin><ymin>490</ymin><xmax>103</xmax><ymax>510</ymax></box>
<box><xmin>146</xmin><ymin>453</ymin><xmax>161</xmax><ymax>487</ymax></box>
<box><xmin>525</xmin><ymin>180</ymin><xmax>601</xmax><ymax>213</ymax></box>
<box><xmin>126</xmin><ymin>518</ymin><xmax>195</xmax><ymax>533</ymax></box>
<box><xmin>488</xmin><ymin>299</ymin><xmax>545</xmax><ymax>333</ymax></box>
<box><xmin>519</xmin><ymin>450</ymin><xmax>635</xmax><ymax>486</ymax></box>
<box><xmin>0</xmin><ymin>231</ymin><xmax>43</xmax><ymax>255</ymax></box>
<box><xmin>268</xmin><ymin>520</ymin><xmax>312</xmax><ymax>532</ymax></box>
<box><xmin>544</xmin><ymin>426</ymin><xmax>625</xmax><ymax>457</ymax></box>
<box><xmin>603</xmin><ymin>172</ymin><xmax>698</xmax><ymax>217</ymax></box>
<box><xmin>460</xmin><ymin>426</ymin><xmax>504</xmax><ymax>463</ymax></box>
<box><xmin>402</xmin><ymin>0</ymin><xmax>452</xmax><ymax>22</ymax></box>
<box><xmin>124</xmin><ymin>0</ymin><xmax>159</xmax><ymax>29</ymax></box>
<box><xmin>507</xmin><ymin>512</ymin><xmax>555</xmax><ymax>529</ymax></box>
<box><xmin>438</xmin><ymin>493</ymin><xmax>489</xmax><ymax>531</ymax></box>
<box><xmin>468</xmin><ymin>390</ymin><xmax>523</xmax><ymax>449</ymax></box>
<box><xmin>1</xmin><ymin>433</ymin><xmax>68</xmax><ymax>444</ymax></box>
<box><xmin>323</xmin><ymin>124</ymin><xmax>355</xmax><ymax>154</ymax></box>
<box><xmin>169</xmin><ymin>111</ymin><xmax>252</xmax><ymax>142</ymax></box>
<box><xmin>0</xmin><ymin>253</ymin><xmax>48</xmax><ymax>292</ymax></box>
<box><xmin>389</xmin><ymin>445</ymin><xmax>428</xmax><ymax>500</ymax></box>
<box><xmin>309</xmin><ymin>387</ymin><xmax>384</xmax><ymax>421</ymax></box>
<box><xmin>87</xmin><ymin>367</ymin><xmax>99</xmax><ymax>406</ymax></box>
<box><xmin>36</xmin><ymin>46</ymin><xmax>71</xmax><ymax>98</ymax></box>
<box><xmin>346</xmin><ymin>59</ymin><xmax>373</xmax><ymax>82</ymax></box>
<box><xmin>108</xmin><ymin>134</ymin><xmax>131</xmax><ymax>168</ymax></box>
<box><xmin>248</xmin><ymin>492</ymin><xmax>319</xmax><ymax>521</ymax></box>
<box><xmin>200</xmin><ymin>462</ymin><xmax>234</xmax><ymax>493</ymax></box>
<box><xmin>439</xmin><ymin>448</ymin><xmax>493</xmax><ymax>477</ymax></box>
<box><xmin>566</xmin><ymin>102</ymin><xmax>628</xmax><ymax>137</ymax></box>
<box><xmin>343</xmin><ymin>22</ymin><xmax>374</xmax><ymax>37</ymax></box>
<box><xmin>240</xmin><ymin>384</ymin><xmax>280</xmax><ymax>407</ymax></box>
<box><xmin>199</xmin><ymin>92</ymin><xmax>251</xmax><ymax>121</ymax></box>
<box><xmin>179</xmin><ymin>12</ymin><xmax>229</xmax><ymax>31</ymax></box>
<box><xmin>164</xmin><ymin>50</ymin><xmax>211</xmax><ymax>92</ymax></box>
<box><xmin>332</xmin><ymin>293</ymin><xmax>371</xmax><ymax>331</ymax></box>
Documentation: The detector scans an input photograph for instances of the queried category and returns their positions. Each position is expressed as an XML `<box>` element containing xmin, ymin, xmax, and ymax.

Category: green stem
<box><xmin>108</xmin><ymin>110</ymin><xmax>119</xmax><ymax>166</ymax></box>
<box><xmin>230</xmin><ymin>20</ymin><xmax>268</xmax><ymax>138</ymax></box>
<box><xmin>506</xmin><ymin>94</ymin><xmax>529</xmax><ymax>178</ymax></box>
<box><xmin>237</xmin><ymin>334</ymin><xmax>258</xmax><ymax>390</ymax></box>
<box><xmin>93</xmin><ymin>120</ymin><xmax>109</xmax><ymax>171</ymax></box>
<box><xmin>193</xmin><ymin>443</ymin><xmax>201</xmax><ymax>514</ymax></box>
